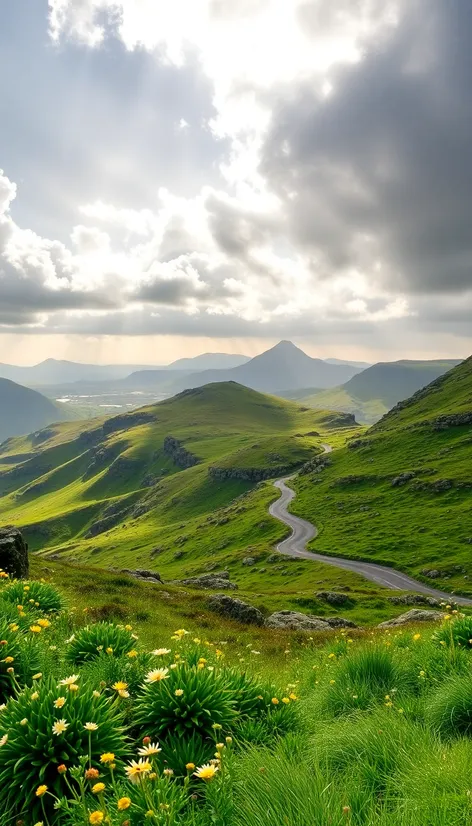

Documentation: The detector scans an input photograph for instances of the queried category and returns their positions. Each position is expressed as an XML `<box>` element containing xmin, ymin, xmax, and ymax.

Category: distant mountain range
<box><xmin>124</xmin><ymin>341</ymin><xmax>363</xmax><ymax>393</ymax></box>
<box><xmin>0</xmin><ymin>378</ymin><xmax>76</xmax><ymax>443</ymax></box>
<box><xmin>296</xmin><ymin>359</ymin><xmax>461</xmax><ymax>423</ymax></box>
<box><xmin>0</xmin><ymin>353</ymin><xmax>250</xmax><ymax>386</ymax></box>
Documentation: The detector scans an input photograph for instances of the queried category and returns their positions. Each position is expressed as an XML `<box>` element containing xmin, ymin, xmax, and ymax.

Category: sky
<box><xmin>0</xmin><ymin>0</ymin><xmax>472</xmax><ymax>365</ymax></box>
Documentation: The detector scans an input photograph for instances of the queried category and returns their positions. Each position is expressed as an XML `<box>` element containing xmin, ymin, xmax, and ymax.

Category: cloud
<box><xmin>261</xmin><ymin>0</ymin><xmax>472</xmax><ymax>297</ymax></box>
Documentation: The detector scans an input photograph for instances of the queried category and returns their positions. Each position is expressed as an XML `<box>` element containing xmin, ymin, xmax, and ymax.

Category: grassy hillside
<box><xmin>0</xmin><ymin>383</ymin><xmax>361</xmax><ymax>581</ymax></box>
<box><xmin>298</xmin><ymin>359</ymin><xmax>460</xmax><ymax>423</ymax></box>
<box><xmin>0</xmin><ymin>377</ymin><xmax>80</xmax><ymax>443</ymax></box>
<box><xmin>292</xmin><ymin>356</ymin><xmax>472</xmax><ymax>596</ymax></box>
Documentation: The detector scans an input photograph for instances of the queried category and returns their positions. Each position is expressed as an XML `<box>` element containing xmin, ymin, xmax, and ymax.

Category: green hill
<box><xmin>297</xmin><ymin>359</ymin><xmax>461</xmax><ymax>423</ymax></box>
<box><xmin>0</xmin><ymin>377</ymin><xmax>79</xmax><ymax>443</ymax></box>
<box><xmin>292</xmin><ymin>356</ymin><xmax>472</xmax><ymax>595</ymax></box>
<box><xmin>0</xmin><ymin>382</ymin><xmax>360</xmax><ymax>575</ymax></box>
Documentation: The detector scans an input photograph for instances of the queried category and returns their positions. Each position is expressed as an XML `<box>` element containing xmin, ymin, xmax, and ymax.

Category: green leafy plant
<box><xmin>426</xmin><ymin>673</ymin><xmax>472</xmax><ymax>737</ymax></box>
<box><xmin>0</xmin><ymin>674</ymin><xmax>127</xmax><ymax>820</ymax></box>
<box><xmin>65</xmin><ymin>621</ymin><xmax>137</xmax><ymax>665</ymax></box>
<box><xmin>0</xmin><ymin>579</ymin><xmax>66</xmax><ymax>613</ymax></box>
<box><xmin>158</xmin><ymin>730</ymin><xmax>215</xmax><ymax>777</ymax></box>
<box><xmin>135</xmin><ymin>662</ymin><xmax>237</xmax><ymax>739</ymax></box>
<box><xmin>433</xmin><ymin>616</ymin><xmax>472</xmax><ymax>649</ymax></box>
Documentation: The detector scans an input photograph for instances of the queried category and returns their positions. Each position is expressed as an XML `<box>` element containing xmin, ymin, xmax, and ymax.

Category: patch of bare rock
<box><xmin>377</xmin><ymin>608</ymin><xmax>446</xmax><ymax>628</ymax></box>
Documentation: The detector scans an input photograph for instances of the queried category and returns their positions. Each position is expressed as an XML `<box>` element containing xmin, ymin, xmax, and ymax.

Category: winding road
<box><xmin>269</xmin><ymin>445</ymin><xmax>472</xmax><ymax>606</ymax></box>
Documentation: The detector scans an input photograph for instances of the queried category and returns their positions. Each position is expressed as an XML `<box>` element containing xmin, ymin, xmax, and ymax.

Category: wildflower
<box><xmin>32</xmin><ymin>672</ymin><xmax>42</xmax><ymax>680</ymax></box>
<box><xmin>145</xmin><ymin>668</ymin><xmax>169</xmax><ymax>683</ymax></box>
<box><xmin>52</xmin><ymin>719</ymin><xmax>69</xmax><ymax>736</ymax></box>
<box><xmin>84</xmin><ymin>722</ymin><xmax>99</xmax><ymax>731</ymax></box>
<box><xmin>212</xmin><ymin>723</ymin><xmax>222</xmax><ymax>730</ymax></box>
<box><xmin>20</xmin><ymin>718</ymin><xmax>28</xmax><ymax>726</ymax></box>
<box><xmin>0</xmin><ymin>734</ymin><xmax>8</xmax><ymax>746</ymax></box>
<box><xmin>112</xmin><ymin>681</ymin><xmax>128</xmax><ymax>692</ymax></box>
<box><xmin>35</xmin><ymin>785</ymin><xmax>48</xmax><ymax>797</ymax></box>
<box><xmin>37</xmin><ymin>619</ymin><xmax>51</xmax><ymax>629</ymax></box>
<box><xmin>100</xmin><ymin>753</ymin><xmax>115</xmax><ymax>764</ymax></box>
<box><xmin>60</xmin><ymin>675</ymin><xmax>80</xmax><ymax>687</ymax></box>
<box><xmin>2</xmin><ymin>656</ymin><xmax>13</xmax><ymax>664</ymax></box>
<box><xmin>186</xmin><ymin>762</ymin><xmax>196</xmax><ymax>771</ymax></box>
<box><xmin>282</xmin><ymin>697</ymin><xmax>290</xmax><ymax>704</ymax></box>
<box><xmin>271</xmin><ymin>698</ymin><xmax>279</xmax><ymax>705</ymax></box>
<box><xmin>93</xmin><ymin>691</ymin><xmax>101</xmax><ymax>698</ymax></box>
<box><xmin>138</xmin><ymin>742</ymin><xmax>161</xmax><ymax>756</ymax></box>
<box><xmin>174</xmin><ymin>689</ymin><xmax>184</xmax><ymax>697</ymax></box>
<box><xmin>328</xmin><ymin>653</ymin><xmax>336</xmax><ymax>659</ymax></box>
<box><xmin>127</xmin><ymin>650</ymin><xmax>138</xmax><ymax>658</ymax></box>
<box><xmin>194</xmin><ymin>764</ymin><xmax>219</xmax><ymax>781</ymax></box>
<box><xmin>152</xmin><ymin>648</ymin><xmax>171</xmax><ymax>656</ymax></box>
<box><xmin>125</xmin><ymin>759</ymin><xmax>152</xmax><ymax>783</ymax></box>
<box><xmin>413</xmin><ymin>633</ymin><xmax>421</xmax><ymax>641</ymax></box>
<box><xmin>58</xmin><ymin>765</ymin><xmax>67</xmax><ymax>774</ymax></box>
<box><xmin>69</xmin><ymin>684</ymin><xmax>79</xmax><ymax>693</ymax></box>
<box><xmin>31</xmin><ymin>691</ymin><xmax>39</xmax><ymax>700</ymax></box>
<box><xmin>85</xmin><ymin>768</ymin><xmax>100</xmax><ymax>780</ymax></box>
<box><xmin>289</xmin><ymin>693</ymin><xmax>298</xmax><ymax>701</ymax></box>
<box><xmin>125</xmin><ymin>624</ymin><xmax>133</xmax><ymax>631</ymax></box>
<box><xmin>330</xmin><ymin>680</ymin><xmax>336</xmax><ymax>685</ymax></box>
<box><xmin>54</xmin><ymin>697</ymin><xmax>66</xmax><ymax>709</ymax></box>
<box><xmin>92</xmin><ymin>782</ymin><xmax>106</xmax><ymax>794</ymax></box>
<box><xmin>106</xmin><ymin>647</ymin><xmax>113</xmax><ymax>654</ymax></box>
<box><xmin>30</xmin><ymin>626</ymin><xmax>42</xmax><ymax>634</ymax></box>
<box><xmin>225</xmin><ymin>736</ymin><xmax>232</xmax><ymax>744</ymax></box>
<box><xmin>118</xmin><ymin>797</ymin><xmax>131</xmax><ymax>810</ymax></box>
<box><xmin>89</xmin><ymin>813</ymin><xmax>104</xmax><ymax>825</ymax></box>
<box><xmin>9</xmin><ymin>624</ymin><xmax>18</xmax><ymax>632</ymax></box>
<box><xmin>6</xmin><ymin>667</ymin><xmax>14</xmax><ymax>674</ymax></box>
<box><xmin>173</xmin><ymin>629</ymin><xmax>188</xmax><ymax>638</ymax></box>
<box><xmin>163</xmin><ymin>768</ymin><xmax>174</xmax><ymax>777</ymax></box>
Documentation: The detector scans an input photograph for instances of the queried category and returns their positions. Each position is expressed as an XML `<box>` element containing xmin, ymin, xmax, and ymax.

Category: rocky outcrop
<box><xmin>103</xmin><ymin>411</ymin><xmax>155</xmax><ymax>436</ymax></box>
<box><xmin>265</xmin><ymin>611</ymin><xmax>331</xmax><ymax>631</ymax></box>
<box><xmin>391</xmin><ymin>472</ymin><xmax>416</xmax><ymax>487</ymax></box>
<box><xmin>432</xmin><ymin>412</ymin><xmax>472</xmax><ymax>430</ymax></box>
<box><xmin>316</xmin><ymin>591</ymin><xmax>352</xmax><ymax>607</ymax></box>
<box><xmin>0</xmin><ymin>526</ymin><xmax>29</xmax><ymax>578</ymax></box>
<box><xmin>207</xmin><ymin>594</ymin><xmax>264</xmax><ymax>625</ymax></box>
<box><xmin>208</xmin><ymin>466</ymin><xmax>293</xmax><ymax>482</ymax></box>
<box><xmin>348</xmin><ymin>439</ymin><xmax>371</xmax><ymax>450</ymax></box>
<box><xmin>300</xmin><ymin>455</ymin><xmax>331</xmax><ymax>475</ymax></box>
<box><xmin>175</xmin><ymin>571</ymin><xmax>238</xmax><ymax>590</ymax></box>
<box><xmin>163</xmin><ymin>436</ymin><xmax>200</xmax><ymax>469</ymax></box>
<box><xmin>377</xmin><ymin>609</ymin><xmax>446</xmax><ymax>628</ymax></box>
<box><xmin>388</xmin><ymin>594</ymin><xmax>443</xmax><ymax>608</ymax></box>
<box><xmin>121</xmin><ymin>568</ymin><xmax>163</xmax><ymax>584</ymax></box>
<box><xmin>242</xmin><ymin>557</ymin><xmax>256</xmax><ymax>566</ymax></box>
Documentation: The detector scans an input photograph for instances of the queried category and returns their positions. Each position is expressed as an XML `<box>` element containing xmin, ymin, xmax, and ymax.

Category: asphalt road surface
<box><xmin>269</xmin><ymin>446</ymin><xmax>472</xmax><ymax>606</ymax></box>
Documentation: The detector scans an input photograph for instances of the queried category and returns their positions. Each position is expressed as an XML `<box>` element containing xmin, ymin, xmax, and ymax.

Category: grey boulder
<box><xmin>265</xmin><ymin>611</ymin><xmax>331</xmax><ymax>631</ymax></box>
<box><xmin>207</xmin><ymin>594</ymin><xmax>264</xmax><ymax>626</ymax></box>
<box><xmin>0</xmin><ymin>526</ymin><xmax>28</xmax><ymax>579</ymax></box>
<box><xmin>378</xmin><ymin>609</ymin><xmax>446</xmax><ymax>628</ymax></box>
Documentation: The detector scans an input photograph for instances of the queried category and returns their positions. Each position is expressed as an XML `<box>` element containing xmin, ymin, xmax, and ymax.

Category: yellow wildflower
<box><xmin>194</xmin><ymin>764</ymin><xmax>219</xmax><ymax>781</ymax></box>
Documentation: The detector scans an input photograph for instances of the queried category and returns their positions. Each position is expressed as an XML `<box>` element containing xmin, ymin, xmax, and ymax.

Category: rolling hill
<box><xmin>297</xmin><ymin>359</ymin><xmax>461</xmax><ymax>423</ymax></box>
<box><xmin>0</xmin><ymin>383</ymin><xmax>360</xmax><ymax>576</ymax></box>
<box><xmin>167</xmin><ymin>352</ymin><xmax>250</xmax><ymax>371</ymax></box>
<box><xmin>0</xmin><ymin>378</ymin><xmax>77</xmax><ymax>443</ymax></box>
<box><xmin>127</xmin><ymin>341</ymin><xmax>364</xmax><ymax>395</ymax></box>
<box><xmin>293</xmin><ymin>355</ymin><xmax>472</xmax><ymax>595</ymax></box>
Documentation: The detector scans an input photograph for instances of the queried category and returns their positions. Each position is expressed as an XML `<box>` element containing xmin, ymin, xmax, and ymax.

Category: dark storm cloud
<box><xmin>261</xmin><ymin>0</ymin><xmax>472</xmax><ymax>296</ymax></box>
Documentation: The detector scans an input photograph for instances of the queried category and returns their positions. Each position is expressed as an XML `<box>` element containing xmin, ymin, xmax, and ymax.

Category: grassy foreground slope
<box><xmin>298</xmin><ymin>359</ymin><xmax>460</xmax><ymax>424</ymax></box>
<box><xmin>293</xmin><ymin>356</ymin><xmax>472</xmax><ymax>595</ymax></box>
<box><xmin>0</xmin><ymin>382</ymin><xmax>361</xmax><ymax>577</ymax></box>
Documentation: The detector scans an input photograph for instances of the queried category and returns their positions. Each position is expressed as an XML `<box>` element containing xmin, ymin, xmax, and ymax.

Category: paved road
<box><xmin>269</xmin><ymin>445</ymin><xmax>472</xmax><ymax>606</ymax></box>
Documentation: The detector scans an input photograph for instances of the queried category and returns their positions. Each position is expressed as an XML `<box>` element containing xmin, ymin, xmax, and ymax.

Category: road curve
<box><xmin>269</xmin><ymin>446</ymin><xmax>472</xmax><ymax>606</ymax></box>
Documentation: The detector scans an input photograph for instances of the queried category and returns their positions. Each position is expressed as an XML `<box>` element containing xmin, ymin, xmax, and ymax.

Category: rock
<box><xmin>316</xmin><ymin>591</ymin><xmax>351</xmax><ymax>607</ymax></box>
<box><xmin>208</xmin><ymin>594</ymin><xmax>264</xmax><ymax>626</ymax></box>
<box><xmin>322</xmin><ymin>617</ymin><xmax>358</xmax><ymax>629</ymax></box>
<box><xmin>0</xmin><ymin>526</ymin><xmax>29</xmax><ymax>578</ymax></box>
<box><xmin>267</xmin><ymin>554</ymin><xmax>280</xmax><ymax>563</ymax></box>
<box><xmin>121</xmin><ymin>569</ymin><xmax>163</xmax><ymax>584</ymax></box>
<box><xmin>265</xmin><ymin>611</ymin><xmax>331</xmax><ymax>631</ymax></box>
<box><xmin>173</xmin><ymin>551</ymin><xmax>186</xmax><ymax>560</ymax></box>
<box><xmin>421</xmin><ymin>569</ymin><xmax>442</xmax><ymax>579</ymax></box>
<box><xmin>176</xmin><ymin>573</ymin><xmax>237</xmax><ymax>590</ymax></box>
<box><xmin>242</xmin><ymin>557</ymin><xmax>256</xmax><ymax>566</ymax></box>
<box><xmin>388</xmin><ymin>594</ymin><xmax>443</xmax><ymax>608</ymax></box>
<box><xmin>391</xmin><ymin>472</ymin><xmax>416</xmax><ymax>487</ymax></box>
<box><xmin>378</xmin><ymin>609</ymin><xmax>446</xmax><ymax>628</ymax></box>
<box><xmin>163</xmin><ymin>436</ymin><xmax>200</xmax><ymax>469</ymax></box>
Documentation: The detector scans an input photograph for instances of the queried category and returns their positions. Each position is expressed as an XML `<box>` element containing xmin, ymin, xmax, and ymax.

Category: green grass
<box><xmin>2</xmin><ymin>566</ymin><xmax>472</xmax><ymax>824</ymax></box>
<box><xmin>0</xmin><ymin>383</ymin><xmax>361</xmax><ymax>585</ymax></box>
<box><xmin>291</xmin><ymin>356</ymin><xmax>472</xmax><ymax>596</ymax></box>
